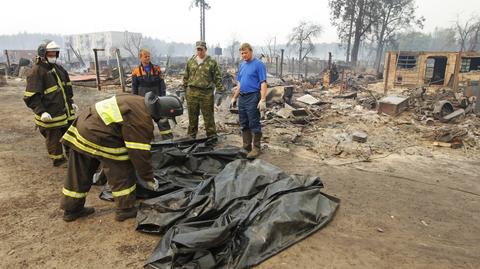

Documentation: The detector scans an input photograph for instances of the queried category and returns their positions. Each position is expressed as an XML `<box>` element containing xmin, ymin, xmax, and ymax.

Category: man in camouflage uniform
<box><xmin>182</xmin><ymin>41</ymin><xmax>224</xmax><ymax>138</ymax></box>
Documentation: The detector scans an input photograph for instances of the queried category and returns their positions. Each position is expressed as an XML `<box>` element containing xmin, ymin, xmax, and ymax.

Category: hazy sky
<box><xmin>0</xmin><ymin>0</ymin><xmax>478</xmax><ymax>46</ymax></box>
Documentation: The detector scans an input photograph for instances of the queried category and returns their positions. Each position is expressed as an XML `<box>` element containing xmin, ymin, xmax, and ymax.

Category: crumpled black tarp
<box><xmin>137</xmin><ymin>158</ymin><xmax>340</xmax><ymax>269</ymax></box>
<box><xmin>99</xmin><ymin>138</ymin><xmax>245</xmax><ymax>201</ymax></box>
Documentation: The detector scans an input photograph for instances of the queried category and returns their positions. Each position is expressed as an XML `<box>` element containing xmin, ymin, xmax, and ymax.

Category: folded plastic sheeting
<box><xmin>100</xmin><ymin>138</ymin><xmax>245</xmax><ymax>201</ymax></box>
<box><xmin>137</xmin><ymin>159</ymin><xmax>339</xmax><ymax>269</ymax></box>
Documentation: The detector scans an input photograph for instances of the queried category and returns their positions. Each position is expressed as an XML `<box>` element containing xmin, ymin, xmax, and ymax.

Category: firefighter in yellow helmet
<box><xmin>23</xmin><ymin>40</ymin><xmax>78</xmax><ymax>166</ymax></box>
<box><xmin>60</xmin><ymin>93</ymin><xmax>183</xmax><ymax>222</ymax></box>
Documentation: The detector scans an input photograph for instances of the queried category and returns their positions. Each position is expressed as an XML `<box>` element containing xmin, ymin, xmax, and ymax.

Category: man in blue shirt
<box><xmin>230</xmin><ymin>43</ymin><xmax>267</xmax><ymax>158</ymax></box>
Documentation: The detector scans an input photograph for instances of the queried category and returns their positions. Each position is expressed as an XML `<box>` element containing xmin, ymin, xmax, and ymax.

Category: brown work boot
<box><xmin>63</xmin><ymin>207</ymin><xmax>95</xmax><ymax>222</ymax></box>
<box><xmin>247</xmin><ymin>133</ymin><xmax>262</xmax><ymax>159</ymax></box>
<box><xmin>115</xmin><ymin>207</ymin><xmax>137</xmax><ymax>222</ymax></box>
<box><xmin>53</xmin><ymin>157</ymin><xmax>66</xmax><ymax>167</ymax></box>
<box><xmin>242</xmin><ymin>130</ymin><xmax>252</xmax><ymax>152</ymax></box>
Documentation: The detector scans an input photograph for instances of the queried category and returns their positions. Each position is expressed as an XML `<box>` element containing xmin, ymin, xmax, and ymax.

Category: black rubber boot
<box><xmin>242</xmin><ymin>130</ymin><xmax>252</xmax><ymax>152</ymax></box>
<box><xmin>247</xmin><ymin>132</ymin><xmax>262</xmax><ymax>159</ymax></box>
<box><xmin>63</xmin><ymin>207</ymin><xmax>95</xmax><ymax>222</ymax></box>
<box><xmin>115</xmin><ymin>207</ymin><xmax>137</xmax><ymax>222</ymax></box>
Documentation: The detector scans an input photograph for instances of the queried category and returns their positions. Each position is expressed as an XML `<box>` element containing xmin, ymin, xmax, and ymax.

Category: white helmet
<box><xmin>45</xmin><ymin>41</ymin><xmax>60</xmax><ymax>52</ymax></box>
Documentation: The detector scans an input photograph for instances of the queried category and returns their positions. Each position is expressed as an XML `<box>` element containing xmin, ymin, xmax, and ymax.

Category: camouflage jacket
<box><xmin>182</xmin><ymin>55</ymin><xmax>224</xmax><ymax>92</ymax></box>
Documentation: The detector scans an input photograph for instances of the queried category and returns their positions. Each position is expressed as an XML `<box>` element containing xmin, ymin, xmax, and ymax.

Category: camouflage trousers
<box><xmin>185</xmin><ymin>87</ymin><xmax>216</xmax><ymax>138</ymax></box>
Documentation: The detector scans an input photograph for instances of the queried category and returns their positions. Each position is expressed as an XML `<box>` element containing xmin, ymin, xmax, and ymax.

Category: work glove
<box><xmin>230</xmin><ymin>97</ymin><xmax>237</xmax><ymax>108</ymax></box>
<box><xmin>40</xmin><ymin>112</ymin><xmax>52</xmax><ymax>122</ymax></box>
<box><xmin>72</xmin><ymin>103</ymin><xmax>79</xmax><ymax>114</ymax></box>
<box><xmin>176</xmin><ymin>89</ymin><xmax>186</xmax><ymax>104</ymax></box>
<box><xmin>146</xmin><ymin>177</ymin><xmax>160</xmax><ymax>191</ymax></box>
<box><xmin>257</xmin><ymin>99</ymin><xmax>267</xmax><ymax>112</ymax></box>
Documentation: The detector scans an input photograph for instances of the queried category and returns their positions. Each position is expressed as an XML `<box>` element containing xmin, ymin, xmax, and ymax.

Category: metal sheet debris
<box><xmin>297</xmin><ymin>94</ymin><xmax>321</xmax><ymax>105</ymax></box>
<box><xmin>378</xmin><ymin>95</ymin><xmax>409</xmax><ymax>116</ymax></box>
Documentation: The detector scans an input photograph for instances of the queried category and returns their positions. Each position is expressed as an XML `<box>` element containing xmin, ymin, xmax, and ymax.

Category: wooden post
<box><xmin>340</xmin><ymin>70</ymin><xmax>345</xmax><ymax>93</ymax></box>
<box><xmin>328</xmin><ymin>52</ymin><xmax>332</xmax><ymax>70</ymax></box>
<box><xmin>292</xmin><ymin>57</ymin><xmax>295</xmax><ymax>75</ymax></box>
<box><xmin>383</xmin><ymin>52</ymin><xmax>391</xmax><ymax>94</ymax></box>
<box><xmin>275</xmin><ymin>56</ymin><xmax>278</xmax><ymax>77</ymax></box>
<box><xmin>115</xmin><ymin>49</ymin><xmax>126</xmax><ymax>92</ymax></box>
<box><xmin>453</xmin><ymin>51</ymin><xmax>462</xmax><ymax>92</ymax></box>
<box><xmin>304</xmin><ymin>57</ymin><xmax>308</xmax><ymax>79</ymax></box>
<box><xmin>165</xmin><ymin>55</ymin><xmax>171</xmax><ymax>76</ymax></box>
<box><xmin>4</xmin><ymin>50</ymin><xmax>10</xmax><ymax>74</ymax></box>
<box><xmin>93</xmin><ymin>49</ymin><xmax>105</xmax><ymax>91</ymax></box>
<box><xmin>0</xmin><ymin>64</ymin><xmax>7</xmax><ymax>85</ymax></box>
<box><xmin>279</xmin><ymin>49</ymin><xmax>284</xmax><ymax>78</ymax></box>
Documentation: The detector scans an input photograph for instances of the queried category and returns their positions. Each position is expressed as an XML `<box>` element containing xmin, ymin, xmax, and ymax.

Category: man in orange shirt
<box><xmin>132</xmin><ymin>48</ymin><xmax>172</xmax><ymax>140</ymax></box>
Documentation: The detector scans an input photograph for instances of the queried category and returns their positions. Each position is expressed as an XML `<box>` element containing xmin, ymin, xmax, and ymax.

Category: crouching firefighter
<box><xmin>132</xmin><ymin>48</ymin><xmax>172</xmax><ymax>140</ymax></box>
<box><xmin>59</xmin><ymin>93</ymin><xmax>183</xmax><ymax>222</ymax></box>
<box><xmin>23</xmin><ymin>40</ymin><xmax>78</xmax><ymax>166</ymax></box>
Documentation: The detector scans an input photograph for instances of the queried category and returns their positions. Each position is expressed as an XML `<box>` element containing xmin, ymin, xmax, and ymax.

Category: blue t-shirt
<box><xmin>144</xmin><ymin>66</ymin><xmax>151</xmax><ymax>78</ymax></box>
<box><xmin>237</xmin><ymin>58</ymin><xmax>267</xmax><ymax>93</ymax></box>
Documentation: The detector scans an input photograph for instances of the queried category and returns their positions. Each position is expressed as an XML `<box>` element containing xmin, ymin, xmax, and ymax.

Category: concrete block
<box><xmin>352</xmin><ymin>131</ymin><xmax>368</xmax><ymax>143</ymax></box>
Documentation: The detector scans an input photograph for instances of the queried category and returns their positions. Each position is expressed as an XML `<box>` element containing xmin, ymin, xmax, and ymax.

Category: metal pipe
<box><xmin>4</xmin><ymin>50</ymin><xmax>10</xmax><ymax>74</ymax></box>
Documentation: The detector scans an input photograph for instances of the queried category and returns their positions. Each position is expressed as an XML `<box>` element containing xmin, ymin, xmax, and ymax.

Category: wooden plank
<box><xmin>384</xmin><ymin>52</ymin><xmax>391</xmax><ymax>94</ymax></box>
<box><xmin>115</xmin><ymin>49</ymin><xmax>126</xmax><ymax>92</ymax></box>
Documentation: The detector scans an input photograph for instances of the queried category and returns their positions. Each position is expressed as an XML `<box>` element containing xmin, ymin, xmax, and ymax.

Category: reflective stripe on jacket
<box><xmin>61</xmin><ymin>94</ymin><xmax>154</xmax><ymax>182</ymax></box>
<box><xmin>23</xmin><ymin>62</ymin><xmax>75</xmax><ymax>128</ymax></box>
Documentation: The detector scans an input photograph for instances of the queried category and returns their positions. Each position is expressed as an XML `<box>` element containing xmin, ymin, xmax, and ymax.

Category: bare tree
<box><xmin>123</xmin><ymin>31</ymin><xmax>142</xmax><ymax>59</ymax></box>
<box><xmin>261</xmin><ymin>37</ymin><xmax>278</xmax><ymax>64</ymax></box>
<box><xmin>455</xmin><ymin>16</ymin><xmax>480</xmax><ymax>52</ymax></box>
<box><xmin>226</xmin><ymin>38</ymin><xmax>240</xmax><ymax>65</ymax></box>
<box><xmin>330</xmin><ymin>0</ymin><xmax>378</xmax><ymax>66</ymax></box>
<box><xmin>468</xmin><ymin>22</ymin><xmax>480</xmax><ymax>51</ymax></box>
<box><xmin>330</xmin><ymin>0</ymin><xmax>357</xmax><ymax>63</ymax></box>
<box><xmin>372</xmin><ymin>0</ymin><xmax>424</xmax><ymax>73</ymax></box>
<box><xmin>287</xmin><ymin>21</ymin><xmax>322</xmax><ymax>66</ymax></box>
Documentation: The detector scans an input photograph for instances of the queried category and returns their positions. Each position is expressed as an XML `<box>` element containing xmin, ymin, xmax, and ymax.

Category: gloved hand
<box><xmin>230</xmin><ymin>97</ymin><xmax>237</xmax><ymax>108</ymax></box>
<box><xmin>40</xmin><ymin>112</ymin><xmax>52</xmax><ymax>122</ymax></box>
<box><xmin>72</xmin><ymin>103</ymin><xmax>79</xmax><ymax>114</ymax></box>
<box><xmin>146</xmin><ymin>177</ymin><xmax>160</xmax><ymax>191</ymax></box>
<box><xmin>176</xmin><ymin>89</ymin><xmax>186</xmax><ymax>104</ymax></box>
<box><xmin>257</xmin><ymin>99</ymin><xmax>267</xmax><ymax>111</ymax></box>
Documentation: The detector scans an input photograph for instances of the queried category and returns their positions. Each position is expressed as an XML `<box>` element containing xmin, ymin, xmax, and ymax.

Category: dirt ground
<box><xmin>0</xmin><ymin>78</ymin><xmax>479</xmax><ymax>268</ymax></box>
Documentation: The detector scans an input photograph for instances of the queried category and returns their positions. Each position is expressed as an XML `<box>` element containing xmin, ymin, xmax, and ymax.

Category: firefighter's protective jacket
<box><xmin>61</xmin><ymin>94</ymin><xmax>154</xmax><ymax>182</ymax></box>
<box><xmin>23</xmin><ymin>61</ymin><xmax>75</xmax><ymax>128</ymax></box>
